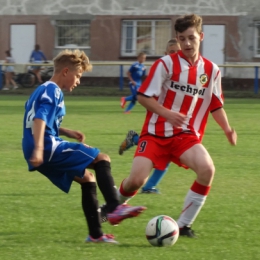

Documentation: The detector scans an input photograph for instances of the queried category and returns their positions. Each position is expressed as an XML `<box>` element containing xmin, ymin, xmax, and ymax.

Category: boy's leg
<box><xmin>80</xmin><ymin>181</ymin><xmax>103</xmax><ymax>239</ymax></box>
<box><xmin>124</xmin><ymin>84</ymin><xmax>138</xmax><ymax>112</ymax></box>
<box><xmin>74</xmin><ymin>171</ymin><xmax>112</xmax><ymax>240</ymax></box>
<box><xmin>119</xmin><ymin>130</ymin><xmax>139</xmax><ymax>155</ymax></box>
<box><xmin>177</xmin><ymin>144</ymin><xmax>214</xmax><ymax>237</ymax></box>
<box><xmin>121</xmin><ymin>96</ymin><xmax>134</xmax><ymax>109</ymax></box>
<box><xmin>93</xmin><ymin>156</ymin><xmax>119</xmax><ymax>213</ymax></box>
<box><xmin>124</xmin><ymin>100</ymin><xmax>136</xmax><ymax>113</ymax></box>
<box><xmin>93</xmin><ymin>154</ymin><xmax>147</xmax><ymax>225</ymax></box>
<box><xmin>141</xmin><ymin>164</ymin><xmax>170</xmax><ymax>194</ymax></box>
<box><xmin>117</xmin><ymin>156</ymin><xmax>153</xmax><ymax>203</ymax></box>
<box><xmin>121</xmin><ymin>83</ymin><xmax>136</xmax><ymax>109</ymax></box>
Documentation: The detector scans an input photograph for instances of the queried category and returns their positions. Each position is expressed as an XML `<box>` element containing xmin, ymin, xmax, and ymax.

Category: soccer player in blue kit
<box><xmin>120</xmin><ymin>52</ymin><xmax>146</xmax><ymax>113</ymax></box>
<box><xmin>22</xmin><ymin>49</ymin><xmax>146</xmax><ymax>244</ymax></box>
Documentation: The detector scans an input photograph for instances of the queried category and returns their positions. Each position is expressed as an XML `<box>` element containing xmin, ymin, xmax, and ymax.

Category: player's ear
<box><xmin>62</xmin><ymin>67</ymin><xmax>69</xmax><ymax>76</ymax></box>
<box><xmin>200</xmin><ymin>32</ymin><xmax>204</xmax><ymax>42</ymax></box>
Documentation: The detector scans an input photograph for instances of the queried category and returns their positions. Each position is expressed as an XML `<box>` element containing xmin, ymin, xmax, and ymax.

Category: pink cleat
<box><xmin>107</xmin><ymin>204</ymin><xmax>147</xmax><ymax>226</ymax></box>
<box><xmin>85</xmin><ymin>234</ymin><xmax>118</xmax><ymax>244</ymax></box>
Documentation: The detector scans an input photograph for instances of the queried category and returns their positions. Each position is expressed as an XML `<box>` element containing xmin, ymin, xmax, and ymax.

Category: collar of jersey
<box><xmin>177</xmin><ymin>50</ymin><xmax>202</xmax><ymax>67</ymax></box>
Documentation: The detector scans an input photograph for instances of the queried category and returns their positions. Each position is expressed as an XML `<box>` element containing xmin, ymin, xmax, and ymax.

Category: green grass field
<box><xmin>0</xmin><ymin>95</ymin><xmax>259</xmax><ymax>260</ymax></box>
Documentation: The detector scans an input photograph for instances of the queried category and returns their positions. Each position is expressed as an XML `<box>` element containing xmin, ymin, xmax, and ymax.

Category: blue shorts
<box><xmin>31</xmin><ymin>61</ymin><xmax>42</xmax><ymax>70</ymax></box>
<box><xmin>129</xmin><ymin>83</ymin><xmax>141</xmax><ymax>101</ymax></box>
<box><xmin>35</xmin><ymin>142</ymin><xmax>100</xmax><ymax>193</ymax></box>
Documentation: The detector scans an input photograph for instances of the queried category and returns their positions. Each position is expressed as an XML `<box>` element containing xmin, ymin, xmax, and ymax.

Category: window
<box><xmin>55</xmin><ymin>20</ymin><xmax>90</xmax><ymax>47</ymax></box>
<box><xmin>254</xmin><ymin>22</ymin><xmax>260</xmax><ymax>57</ymax></box>
<box><xmin>121</xmin><ymin>20</ymin><xmax>171</xmax><ymax>56</ymax></box>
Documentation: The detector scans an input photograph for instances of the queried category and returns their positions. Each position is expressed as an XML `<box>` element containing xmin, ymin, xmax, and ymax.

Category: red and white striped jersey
<box><xmin>138</xmin><ymin>51</ymin><xmax>223</xmax><ymax>139</ymax></box>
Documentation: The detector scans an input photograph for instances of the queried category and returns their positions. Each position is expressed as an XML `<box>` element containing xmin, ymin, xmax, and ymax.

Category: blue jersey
<box><xmin>128</xmin><ymin>62</ymin><xmax>146</xmax><ymax>86</ymax></box>
<box><xmin>30</xmin><ymin>50</ymin><xmax>46</xmax><ymax>62</ymax></box>
<box><xmin>22</xmin><ymin>81</ymin><xmax>65</xmax><ymax>170</ymax></box>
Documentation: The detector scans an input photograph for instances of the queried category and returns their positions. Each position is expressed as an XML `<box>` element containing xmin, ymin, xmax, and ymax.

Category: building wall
<box><xmin>0</xmin><ymin>15</ymin><xmax>54</xmax><ymax>61</ymax></box>
<box><xmin>0</xmin><ymin>0</ymin><xmax>259</xmax><ymax>16</ymax></box>
<box><xmin>0</xmin><ymin>14</ymin><xmax>243</xmax><ymax>61</ymax></box>
<box><xmin>0</xmin><ymin>0</ymin><xmax>259</xmax><ymax>79</ymax></box>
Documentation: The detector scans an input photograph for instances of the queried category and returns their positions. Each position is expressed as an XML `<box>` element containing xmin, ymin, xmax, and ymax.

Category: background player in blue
<box><xmin>22</xmin><ymin>49</ymin><xmax>146</xmax><ymax>244</ymax></box>
<box><xmin>29</xmin><ymin>44</ymin><xmax>48</xmax><ymax>83</ymax></box>
<box><xmin>120</xmin><ymin>52</ymin><xmax>146</xmax><ymax>113</ymax></box>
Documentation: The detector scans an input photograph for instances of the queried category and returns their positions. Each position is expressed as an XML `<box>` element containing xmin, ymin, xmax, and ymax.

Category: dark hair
<box><xmin>5</xmin><ymin>50</ymin><xmax>11</xmax><ymax>56</ymax></box>
<box><xmin>175</xmin><ymin>14</ymin><xmax>203</xmax><ymax>34</ymax></box>
<box><xmin>35</xmin><ymin>44</ymin><xmax>40</xmax><ymax>51</ymax></box>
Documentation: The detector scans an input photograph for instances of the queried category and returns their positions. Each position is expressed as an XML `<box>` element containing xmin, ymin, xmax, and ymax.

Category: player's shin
<box><xmin>177</xmin><ymin>181</ymin><xmax>211</xmax><ymax>228</ymax></box>
<box><xmin>81</xmin><ymin>182</ymin><xmax>103</xmax><ymax>239</ymax></box>
<box><xmin>118</xmin><ymin>180</ymin><xmax>138</xmax><ymax>204</ymax></box>
<box><xmin>94</xmin><ymin>160</ymin><xmax>119</xmax><ymax>213</ymax></box>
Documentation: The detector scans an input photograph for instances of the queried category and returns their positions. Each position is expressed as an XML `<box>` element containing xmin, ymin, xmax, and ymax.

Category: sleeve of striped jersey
<box><xmin>138</xmin><ymin>59</ymin><xmax>168</xmax><ymax>97</ymax></box>
<box><xmin>209</xmin><ymin>68</ymin><xmax>224</xmax><ymax>112</ymax></box>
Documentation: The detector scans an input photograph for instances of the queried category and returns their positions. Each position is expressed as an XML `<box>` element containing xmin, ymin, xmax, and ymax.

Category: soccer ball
<box><xmin>145</xmin><ymin>215</ymin><xmax>179</xmax><ymax>247</ymax></box>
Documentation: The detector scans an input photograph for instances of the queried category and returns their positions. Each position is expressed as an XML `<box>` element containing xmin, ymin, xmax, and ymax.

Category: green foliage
<box><xmin>0</xmin><ymin>96</ymin><xmax>259</xmax><ymax>260</ymax></box>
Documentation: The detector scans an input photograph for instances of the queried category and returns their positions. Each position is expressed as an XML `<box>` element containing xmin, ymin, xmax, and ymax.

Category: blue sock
<box><xmin>133</xmin><ymin>135</ymin><xmax>139</xmax><ymax>145</ymax></box>
<box><xmin>142</xmin><ymin>165</ymin><xmax>169</xmax><ymax>190</ymax></box>
<box><xmin>125</xmin><ymin>101</ymin><xmax>135</xmax><ymax>112</ymax></box>
<box><xmin>125</xmin><ymin>95</ymin><xmax>133</xmax><ymax>101</ymax></box>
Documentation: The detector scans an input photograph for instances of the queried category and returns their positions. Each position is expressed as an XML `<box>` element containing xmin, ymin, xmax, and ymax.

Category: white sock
<box><xmin>177</xmin><ymin>189</ymin><xmax>207</xmax><ymax>228</ymax></box>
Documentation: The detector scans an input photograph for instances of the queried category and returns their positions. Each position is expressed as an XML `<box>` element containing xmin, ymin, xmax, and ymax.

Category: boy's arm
<box><xmin>59</xmin><ymin>127</ymin><xmax>85</xmax><ymax>143</ymax></box>
<box><xmin>127</xmin><ymin>71</ymin><xmax>136</xmax><ymax>86</ymax></box>
<box><xmin>29</xmin><ymin>118</ymin><xmax>46</xmax><ymax>167</ymax></box>
<box><xmin>137</xmin><ymin>94</ymin><xmax>186</xmax><ymax>127</ymax></box>
<box><xmin>211</xmin><ymin>108</ymin><xmax>237</xmax><ymax>145</ymax></box>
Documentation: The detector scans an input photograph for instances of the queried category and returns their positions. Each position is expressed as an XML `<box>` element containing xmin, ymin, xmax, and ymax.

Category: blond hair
<box><xmin>53</xmin><ymin>49</ymin><xmax>92</xmax><ymax>73</ymax></box>
<box><xmin>137</xmin><ymin>52</ymin><xmax>146</xmax><ymax>58</ymax></box>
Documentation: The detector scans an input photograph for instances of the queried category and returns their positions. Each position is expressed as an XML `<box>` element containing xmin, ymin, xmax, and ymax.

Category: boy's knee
<box><xmin>95</xmin><ymin>153</ymin><xmax>111</xmax><ymax>163</ymax></box>
<box><xmin>197</xmin><ymin>163</ymin><xmax>215</xmax><ymax>184</ymax></box>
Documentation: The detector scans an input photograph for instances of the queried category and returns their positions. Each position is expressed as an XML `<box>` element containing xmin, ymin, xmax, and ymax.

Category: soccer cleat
<box><xmin>107</xmin><ymin>204</ymin><xmax>147</xmax><ymax>226</ymax></box>
<box><xmin>85</xmin><ymin>234</ymin><xmax>119</xmax><ymax>244</ymax></box>
<box><xmin>140</xmin><ymin>187</ymin><xmax>161</xmax><ymax>194</ymax></box>
<box><xmin>179</xmin><ymin>226</ymin><xmax>197</xmax><ymax>238</ymax></box>
<box><xmin>100</xmin><ymin>204</ymin><xmax>108</xmax><ymax>223</ymax></box>
<box><xmin>2</xmin><ymin>87</ymin><xmax>9</xmax><ymax>90</ymax></box>
<box><xmin>118</xmin><ymin>130</ymin><xmax>138</xmax><ymax>155</ymax></box>
<box><xmin>13</xmin><ymin>85</ymin><xmax>19</xmax><ymax>90</ymax></box>
<box><xmin>120</xmin><ymin>97</ymin><xmax>126</xmax><ymax>109</ymax></box>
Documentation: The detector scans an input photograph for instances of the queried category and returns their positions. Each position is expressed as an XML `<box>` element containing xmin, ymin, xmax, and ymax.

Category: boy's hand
<box><xmin>72</xmin><ymin>130</ymin><xmax>85</xmax><ymax>142</ymax></box>
<box><xmin>225</xmin><ymin>128</ymin><xmax>237</xmax><ymax>145</ymax></box>
<box><xmin>166</xmin><ymin>111</ymin><xmax>187</xmax><ymax>127</ymax></box>
<box><xmin>59</xmin><ymin>128</ymin><xmax>86</xmax><ymax>142</ymax></box>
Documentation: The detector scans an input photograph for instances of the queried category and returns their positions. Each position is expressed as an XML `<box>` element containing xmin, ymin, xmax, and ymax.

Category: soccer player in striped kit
<box><xmin>117</xmin><ymin>14</ymin><xmax>237</xmax><ymax>237</ymax></box>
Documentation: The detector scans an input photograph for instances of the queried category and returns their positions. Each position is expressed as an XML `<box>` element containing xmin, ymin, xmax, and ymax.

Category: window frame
<box><xmin>254</xmin><ymin>21</ymin><xmax>260</xmax><ymax>57</ymax></box>
<box><xmin>54</xmin><ymin>20</ymin><xmax>91</xmax><ymax>49</ymax></box>
<box><xmin>121</xmin><ymin>19</ymin><xmax>172</xmax><ymax>57</ymax></box>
